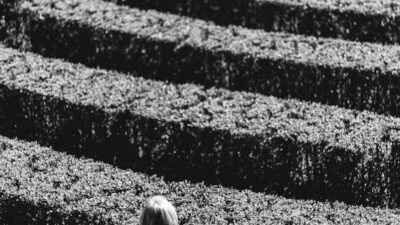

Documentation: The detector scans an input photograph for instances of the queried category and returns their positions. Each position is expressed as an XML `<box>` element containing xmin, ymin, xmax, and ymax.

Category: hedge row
<box><xmin>106</xmin><ymin>0</ymin><xmax>400</xmax><ymax>44</ymax></box>
<box><xmin>1</xmin><ymin>135</ymin><xmax>400</xmax><ymax>225</ymax></box>
<box><xmin>2</xmin><ymin>47</ymin><xmax>400</xmax><ymax>207</ymax></box>
<box><xmin>5</xmin><ymin>0</ymin><xmax>400</xmax><ymax>116</ymax></box>
<box><xmin>0</xmin><ymin>0</ymin><xmax>23</xmax><ymax>40</ymax></box>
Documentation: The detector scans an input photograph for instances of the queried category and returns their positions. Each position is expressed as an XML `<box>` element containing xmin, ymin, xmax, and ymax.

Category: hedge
<box><xmin>0</xmin><ymin>0</ymin><xmax>24</xmax><ymax>40</ymax></box>
<box><xmin>1</xmin><ymin>135</ymin><xmax>400</xmax><ymax>225</ymax></box>
<box><xmin>4</xmin><ymin>0</ymin><xmax>400</xmax><ymax>116</ymax></box>
<box><xmin>105</xmin><ymin>0</ymin><xmax>256</xmax><ymax>30</ymax></box>
<box><xmin>2</xmin><ymin>47</ymin><xmax>400</xmax><ymax>207</ymax></box>
<box><xmin>106</xmin><ymin>0</ymin><xmax>400</xmax><ymax>44</ymax></box>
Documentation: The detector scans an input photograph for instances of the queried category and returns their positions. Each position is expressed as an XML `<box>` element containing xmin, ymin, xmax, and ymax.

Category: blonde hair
<box><xmin>139</xmin><ymin>196</ymin><xmax>178</xmax><ymax>225</ymax></box>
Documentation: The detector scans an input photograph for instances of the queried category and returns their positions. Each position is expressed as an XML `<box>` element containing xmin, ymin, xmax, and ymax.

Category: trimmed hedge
<box><xmin>0</xmin><ymin>0</ymin><xmax>24</xmax><ymax>40</ymax></box>
<box><xmin>1</xmin><ymin>136</ymin><xmax>400</xmax><ymax>225</ymax></box>
<box><xmin>107</xmin><ymin>0</ymin><xmax>400</xmax><ymax>44</ymax></box>
<box><xmin>5</xmin><ymin>0</ymin><xmax>400</xmax><ymax>116</ymax></box>
<box><xmin>2</xmin><ymin>47</ymin><xmax>400</xmax><ymax>208</ymax></box>
<box><xmin>105</xmin><ymin>0</ymin><xmax>256</xmax><ymax>30</ymax></box>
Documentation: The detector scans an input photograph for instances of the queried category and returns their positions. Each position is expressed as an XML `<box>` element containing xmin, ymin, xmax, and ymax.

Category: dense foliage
<box><xmin>107</xmin><ymin>0</ymin><xmax>400</xmax><ymax>44</ymax></box>
<box><xmin>1</xmin><ymin>135</ymin><xmax>399</xmax><ymax>224</ymax></box>
<box><xmin>1</xmin><ymin>0</ymin><xmax>400</xmax><ymax>223</ymax></box>
<box><xmin>1</xmin><ymin>47</ymin><xmax>400</xmax><ymax>207</ymax></box>
<box><xmin>4</xmin><ymin>0</ymin><xmax>400</xmax><ymax>117</ymax></box>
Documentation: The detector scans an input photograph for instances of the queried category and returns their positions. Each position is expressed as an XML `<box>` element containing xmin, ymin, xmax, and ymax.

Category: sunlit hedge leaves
<box><xmin>1</xmin><ymin>136</ymin><xmax>399</xmax><ymax>224</ymax></box>
<box><xmin>1</xmin><ymin>47</ymin><xmax>400</xmax><ymax>207</ymax></box>
<box><xmin>4</xmin><ymin>0</ymin><xmax>400</xmax><ymax>116</ymax></box>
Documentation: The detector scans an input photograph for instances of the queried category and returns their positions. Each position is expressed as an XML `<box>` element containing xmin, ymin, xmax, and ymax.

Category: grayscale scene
<box><xmin>1</xmin><ymin>0</ymin><xmax>400</xmax><ymax>224</ymax></box>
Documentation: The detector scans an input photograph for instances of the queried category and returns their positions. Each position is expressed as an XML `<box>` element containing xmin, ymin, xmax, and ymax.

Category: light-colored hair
<box><xmin>139</xmin><ymin>196</ymin><xmax>178</xmax><ymax>225</ymax></box>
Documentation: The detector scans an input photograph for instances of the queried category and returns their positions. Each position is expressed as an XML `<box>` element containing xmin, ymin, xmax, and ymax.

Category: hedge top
<box><xmin>2</xmin><ymin>46</ymin><xmax>400</xmax><ymax>158</ymax></box>
<box><xmin>258</xmin><ymin>0</ymin><xmax>400</xmax><ymax>16</ymax></box>
<box><xmin>23</xmin><ymin>0</ymin><xmax>400</xmax><ymax>74</ymax></box>
<box><xmin>2</xmin><ymin>135</ymin><xmax>400</xmax><ymax>224</ymax></box>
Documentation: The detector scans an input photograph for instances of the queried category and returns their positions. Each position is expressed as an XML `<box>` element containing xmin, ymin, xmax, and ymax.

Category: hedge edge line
<box><xmin>4</xmin><ymin>0</ymin><xmax>400</xmax><ymax>117</ymax></box>
<box><xmin>1</xmin><ymin>47</ymin><xmax>400</xmax><ymax>207</ymax></box>
<box><xmin>1</xmin><ymin>135</ymin><xmax>400</xmax><ymax>224</ymax></box>
<box><xmin>106</xmin><ymin>0</ymin><xmax>400</xmax><ymax>44</ymax></box>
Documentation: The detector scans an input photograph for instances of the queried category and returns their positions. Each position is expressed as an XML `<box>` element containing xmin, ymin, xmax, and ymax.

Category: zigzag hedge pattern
<box><xmin>5</xmin><ymin>0</ymin><xmax>400</xmax><ymax>117</ymax></box>
<box><xmin>2</xmin><ymin>47</ymin><xmax>400</xmax><ymax>207</ymax></box>
<box><xmin>1</xmin><ymin>135</ymin><xmax>400</xmax><ymax>224</ymax></box>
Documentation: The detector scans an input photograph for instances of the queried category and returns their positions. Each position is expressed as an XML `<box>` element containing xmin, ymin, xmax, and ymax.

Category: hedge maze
<box><xmin>105</xmin><ymin>0</ymin><xmax>400</xmax><ymax>44</ymax></box>
<box><xmin>6</xmin><ymin>0</ymin><xmax>400</xmax><ymax>116</ymax></box>
<box><xmin>2</xmin><ymin>136</ymin><xmax>400</xmax><ymax>224</ymax></box>
<box><xmin>1</xmin><ymin>0</ymin><xmax>400</xmax><ymax>224</ymax></box>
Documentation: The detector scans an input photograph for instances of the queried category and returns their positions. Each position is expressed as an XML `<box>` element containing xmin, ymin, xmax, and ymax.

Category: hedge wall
<box><xmin>1</xmin><ymin>135</ymin><xmax>400</xmax><ymax>225</ymax></box>
<box><xmin>106</xmin><ymin>0</ymin><xmax>400</xmax><ymax>44</ymax></box>
<box><xmin>105</xmin><ymin>0</ymin><xmax>256</xmax><ymax>29</ymax></box>
<box><xmin>2</xmin><ymin>47</ymin><xmax>400</xmax><ymax>207</ymax></box>
<box><xmin>0</xmin><ymin>0</ymin><xmax>24</xmax><ymax>40</ymax></box>
<box><xmin>5</xmin><ymin>0</ymin><xmax>400</xmax><ymax>117</ymax></box>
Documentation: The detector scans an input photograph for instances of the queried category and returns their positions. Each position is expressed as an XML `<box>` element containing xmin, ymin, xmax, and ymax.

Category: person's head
<box><xmin>139</xmin><ymin>196</ymin><xmax>178</xmax><ymax>225</ymax></box>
